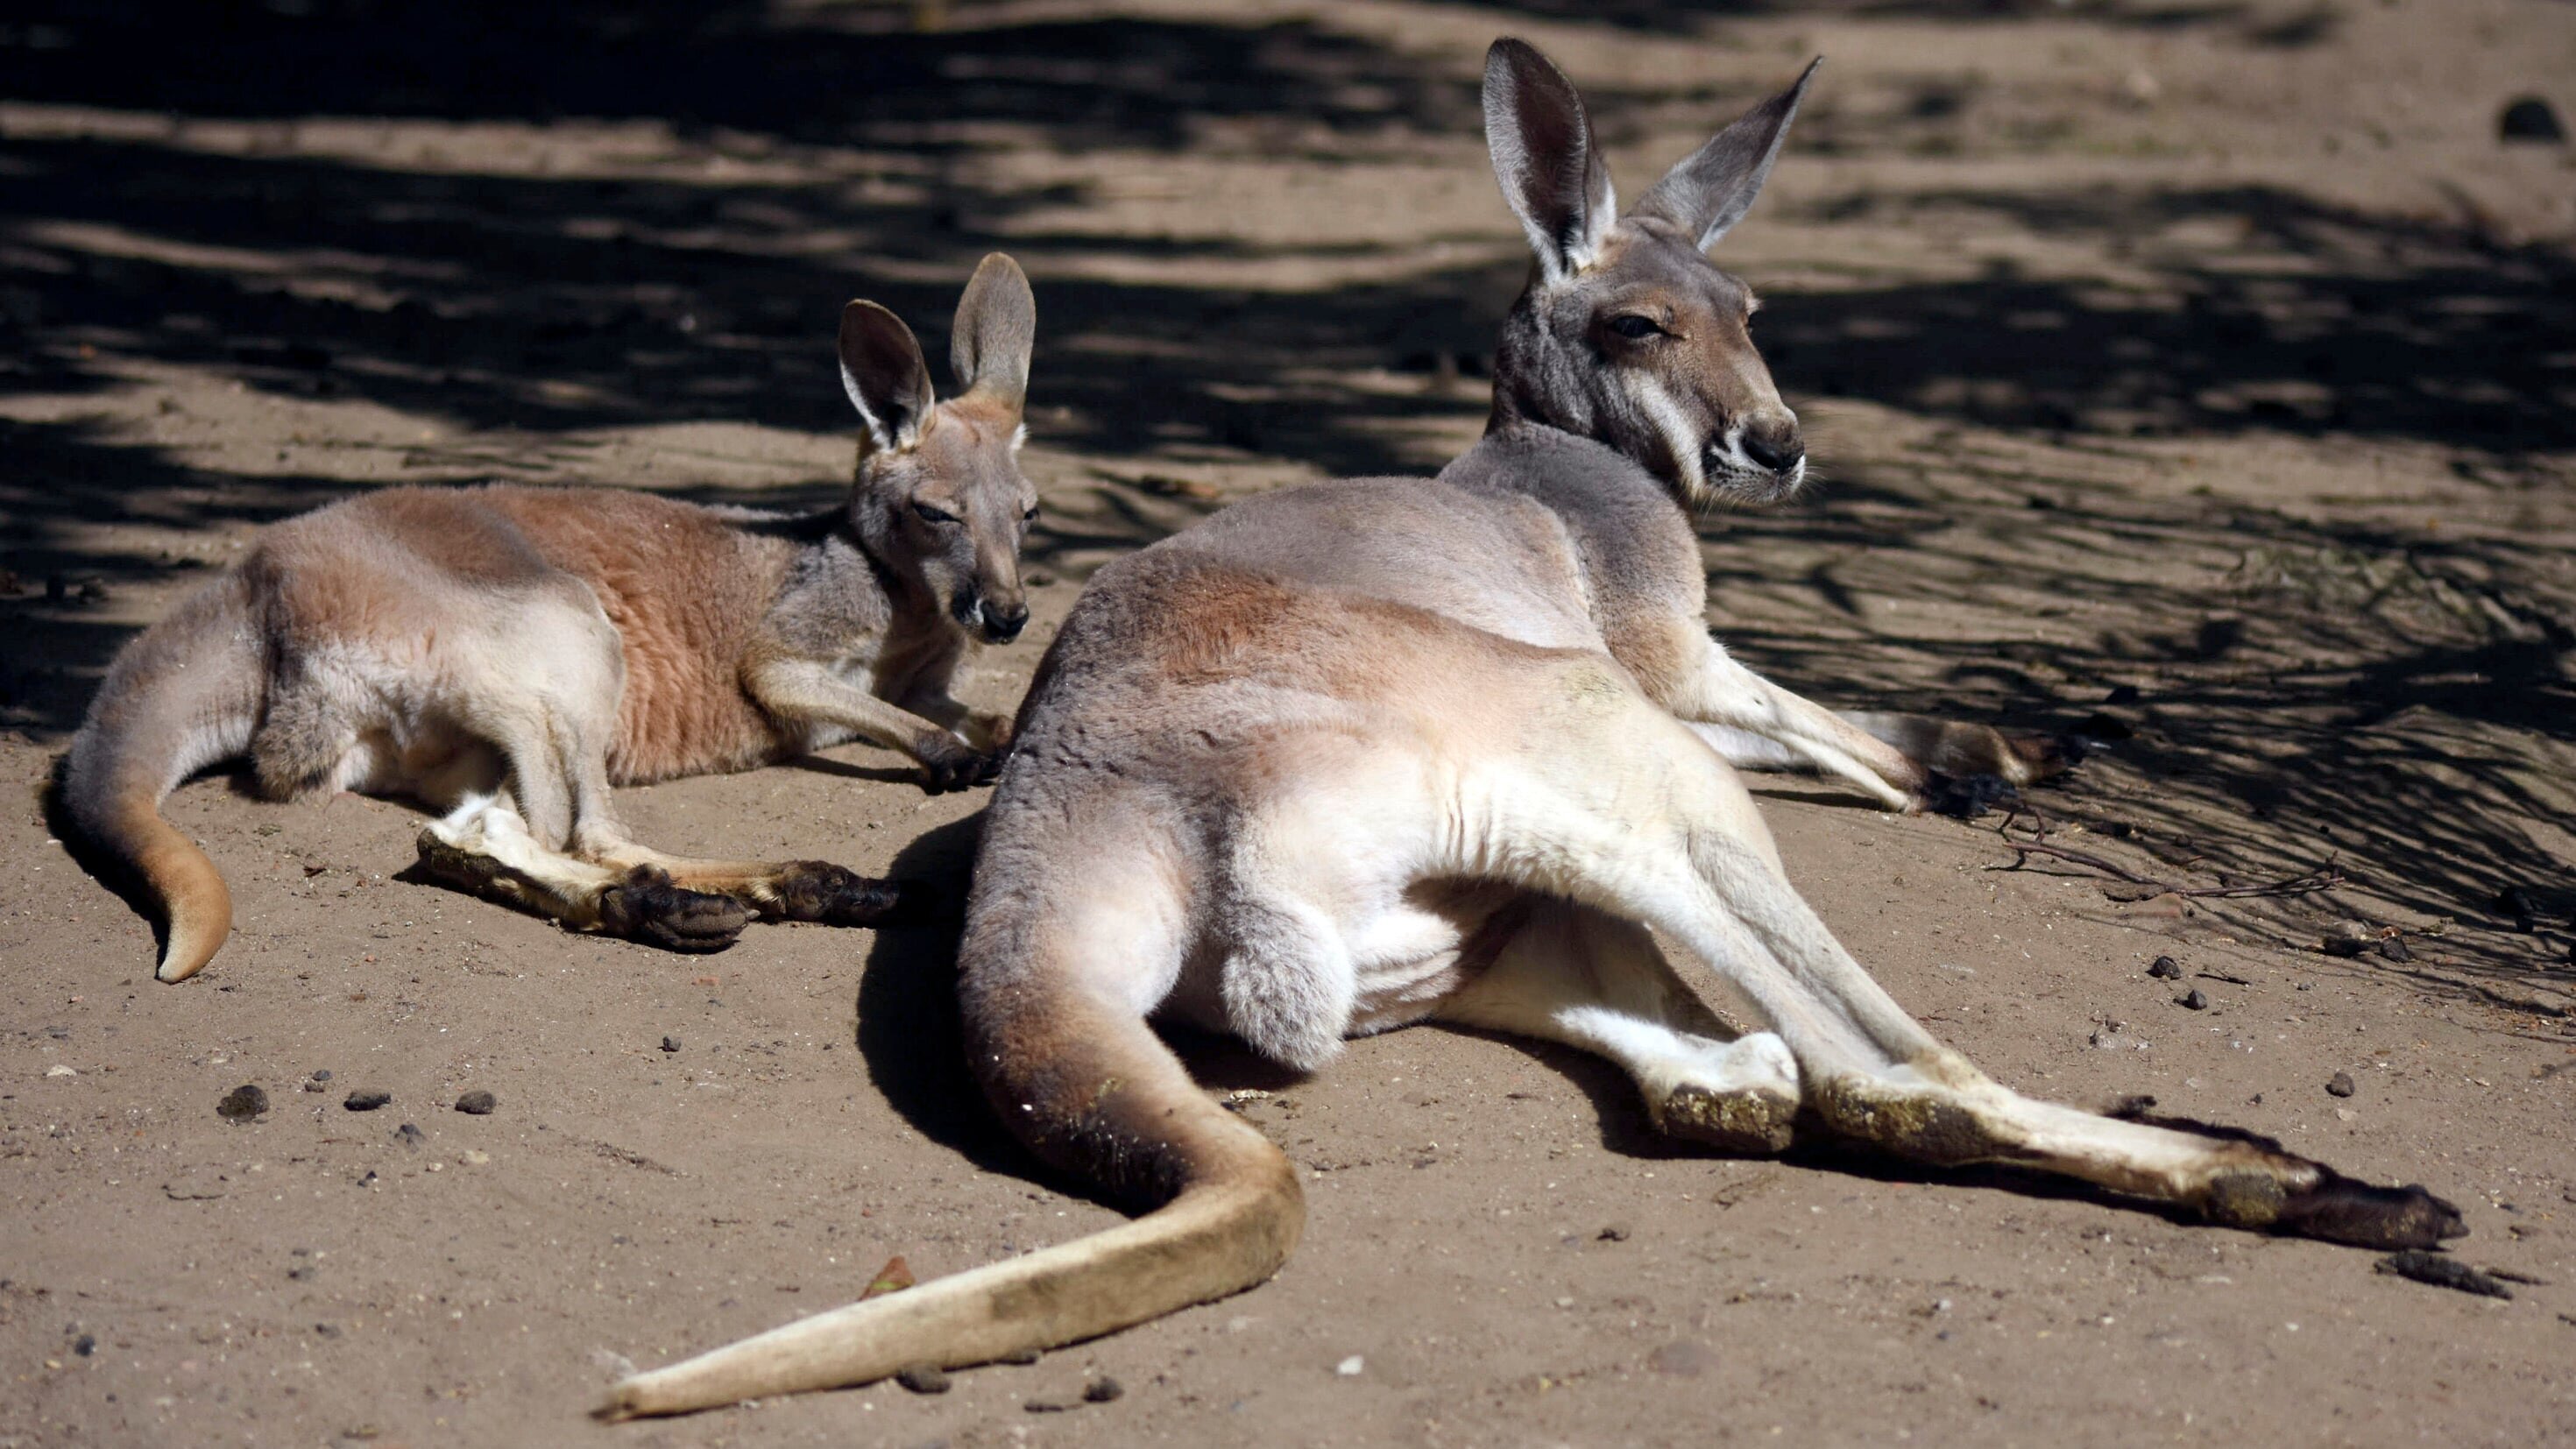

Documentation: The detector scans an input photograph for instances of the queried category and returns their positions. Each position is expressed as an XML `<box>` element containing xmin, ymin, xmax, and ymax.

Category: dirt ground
<box><xmin>6</xmin><ymin>0</ymin><xmax>2576</xmax><ymax>1445</ymax></box>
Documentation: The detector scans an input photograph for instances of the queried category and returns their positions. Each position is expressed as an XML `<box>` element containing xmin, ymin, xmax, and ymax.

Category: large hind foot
<box><xmin>598</xmin><ymin>867</ymin><xmax>749</xmax><ymax>952</ymax></box>
<box><xmin>758</xmin><ymin>860</ymin><xmax>921</xmax><ymax>926</ymax></box>
<box><xmin>1655</xmin><ymin>1081</ymin><xmax>1800</xmax><ymax>1156</ymax></box>
<box><xmin>2105</xmin><ymin>1106</ymin><xmax>2468</xmax><ymax>1248</ymax></box>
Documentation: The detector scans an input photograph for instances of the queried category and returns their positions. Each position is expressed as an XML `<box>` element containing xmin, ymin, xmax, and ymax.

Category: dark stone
<box><xmin>1596</xmin><ymin>1222</ymin><xmax>1632</xmax><ymax>1242</ymax></box>
<box><xmin>2376</xmin><ymin>936</ymin><xmax>2412</xmax><ymax>963</ymax></box>
<box><xmin>2500</xmin><ymin>97</ymin><xmax>2566</xmax><ymax>144</ymax></box>
<box><xmin>895</xmin><ymin>1364</ymin><xmax>952</xmax><ymax>1395</ymax></box>
<box><xmin>660</xmin><ymin>1036</ymin><xmax>681</xmax><ymax>1053</ymax></box>
<box><xmin>2177</xmin><ymin>989</ymin><xmax>2209</xmax><ymax>1010</ymax></box>
<box><xmin>394</xmin><ymin>1122</ymin><xmax>426</xmax><ymax>1149</ymax></box>
<box><xmin>73</xmin><ymin>1333</ymin><xmax>95</xmax><ymax>1356</ymax></box>
<box><xmin>216</xmin><ymin>1085</ymin><xmax>268</xmax><ymax>1122</ymax></box>
<box><xmin>310</xmin><ymin>1069</ymin><xmax>332</xmax><ymax>1082</ymax></box>
<box><xmin>1083</xmin><ymin>1376</ymin><xmax>1123</xmax><ymax>1403</ymax></box>
<box><xmin>2489</xmin><ymin>886</ymin><xmax>2538</xmax><ymax>931</ymax></box>
<box><xmin>2148</xmin><ymin>956</ymin><xmax>2184</xmax><ymax>979</ymax></box>
<box><xmin>343</xmin><ymin>1089</ymin><xmax>392</xmax><ymax>1112</ymax></box>
<box><xmin>2327</xmin><ymin>1071</ymin><xmax>2357</xmax><ymax>1098</ymax></box>
<box><xmin>2071</xmin><ymin>711</ymin><xmax>2134</xmax><ymax>742</ymax></box>
<box><xmin>2320</xmin><ymin>936</ymin><xmax>2367</xmax><ymax>958</ymax></box>
<box><xmin>2104</xmin><ymin>684</ymin><xmax>2142</xmax><ymax>706</ymax></box>
<box><xmin>454</xmin><ymin>1091</ymin><xmax>497</xmax><ymax>1116</ymax></box>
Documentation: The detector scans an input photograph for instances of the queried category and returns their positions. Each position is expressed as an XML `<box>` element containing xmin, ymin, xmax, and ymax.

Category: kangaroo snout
<box><xmin>979</xmin><ymin>597</ymin><xmax>1030</xmax><ymax>643</ymax></box>
<box><xmin>1740</xmin><ymin>417</ymin><xmax>1803</xmax><ymax>476</ymax></box>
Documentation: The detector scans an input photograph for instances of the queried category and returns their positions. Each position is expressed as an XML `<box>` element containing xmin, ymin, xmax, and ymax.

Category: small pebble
<box><xmin>1648</xmin><ymin>1339</ymin><xmax>1713</xmax><ymax>1378</ymax></box>
<box><xmin>343</xmin><ymin>1089</ymin><xmax>392</xmax><ymax>1112</ymax></box>
<box><xmin>73</xmin><ymin>1334</ymin><xmax>95</xmax><ymax>1357</ymax></box>
<box><xmin>454</xmin><ymin>1090</ymin><xmax>497</xmax><ymax>1116</ymax></box>
<box><xmin>2177</xmin><ymin>989</ymin><xmax>2208</xmax><ymax>1010</ymax></box>
<box><xmin>1334</xmin><ymin>1354</ymin><xmax>1365</xmax><ymax>1377</ymax></box>
<box><xmin>394</xmin><ymin>1122</ymin><xmax>425</xmax><ymax>1149</ymax></box>
<box><xmin>660</xmin><ymin>1036</ymin><xmax>681</xmax><ymax>1053</ymax></box>
<box><xmin>216</xmin><ymin>1085</ymin><xmax>268</xmax><ymax>1122</ymax></box>
<box><xmin>895</xmin><ymin>1365</ymin><xmax>951</xmax><ymax>1395</ymax></box>
<box><xmin>1083</xmin><ymin>1376</ymin><xmax>1123</xmax><ymax>1403</ymax></box>
<box><xmin>310</xmin><ymin>1069</ymin><xmax>332</xmax><ymax>1082</ymax></box>
<box><xmin>2326</xmin><ymin>1071</ymin><xmax>2357</xmax><ymax>1098</ymax></box>
<box><xmin>2500</xmin><ymin>96</ymin><xmax>2566</xmax><ymax>144</ymax></box>
<box><xmin>2147</xmin><ymin>956</ymin><xmax>2183</xmax><ymax>979</ymax></box>
<box><xmin>2376</xmin><ymin>936</ymin><xmax>2411</xmax><ymax>963</ymax></box>
<box><xmin>1596</xmin><ymin>1223</ymin><xmax>1631</xmax><ymax>1242</ymax></box>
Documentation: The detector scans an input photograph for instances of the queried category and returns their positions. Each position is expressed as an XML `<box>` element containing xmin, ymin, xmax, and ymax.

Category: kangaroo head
<box><xmin>839</xmin><ymin>252</ymin><xmax>1041</xmax><ymax>644</ymax></box>
<box><xmin>1483</xmin><ymin>39</ymin><xmax>1817</xmax><ymax>506</ymax></box>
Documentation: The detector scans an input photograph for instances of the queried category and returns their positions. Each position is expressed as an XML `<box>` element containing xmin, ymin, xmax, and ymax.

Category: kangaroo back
<box><xmin>56</xmin><ymin>569</ymin><xmax>265</xmax><ymax>982</ymax></box>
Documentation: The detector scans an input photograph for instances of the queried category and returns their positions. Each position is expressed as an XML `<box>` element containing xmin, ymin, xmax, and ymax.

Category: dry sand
<box><xmin>4</xmin><ymin>1</ymin><xmax>2573</xmax><ymax>1444</ymax></box>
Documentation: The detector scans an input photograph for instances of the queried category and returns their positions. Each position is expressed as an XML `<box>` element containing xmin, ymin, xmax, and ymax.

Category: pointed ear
<box><xmin>949</xmin><ymin>251</ymin><xmax>1036</xmax><ymax>412</ymax></box>
<box><xmin>839</xmin><ymin>300</ymin><xmax>935</xmax><ymax>451</ymax></box>
<box><xmin>1632</xmin><ymin>58</ymin><xmax>1820</xmax><ymax>251</ymax></box>
<box><xmin>1483</xmin><ymin>37</ymin><xmax>1617</xmax><ymax>284</ymax></box>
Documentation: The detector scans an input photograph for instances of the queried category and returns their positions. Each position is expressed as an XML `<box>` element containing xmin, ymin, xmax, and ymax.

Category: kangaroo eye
<box><xmin>1607</xmin><ymin>314</ymin><xmax>1661</xmax><ymax>340</ymax></box>
<box><xmin>910</xmin><ymin>502</ymin><xmax>957</xmax><ymax>525</ymax></box>
<box><xmin>1022</xmin><ymin>505</ymin><xmax>1041</xmax><ymax>522</ymax></box>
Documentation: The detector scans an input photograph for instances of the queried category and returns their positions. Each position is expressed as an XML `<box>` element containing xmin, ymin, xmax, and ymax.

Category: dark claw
<box><xmin>598</xmin><ymin>866</ymin><xmax>747</xmax><ymax>952</ymax></box>
<box><xmin>1918</xmin><ymin>770</ymin><xmax>2021</xmax><ymax>819</ymax></box>
<box><xmin>918</xmin><ymin>740</ymin><xmax>1006</xmax><ymax>795</ymax></box>
<box><xmin>2276</xmin><ymin>1175</ymin><xmax>2468</xmax><ymax>1251</ymax></box>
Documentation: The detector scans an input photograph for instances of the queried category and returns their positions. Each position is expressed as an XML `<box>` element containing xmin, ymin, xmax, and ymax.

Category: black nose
<box><xmin>980</xmin><ymin>600</ymin><xmax>1030</xmax><ymax>642</ymax></box>
<box><xmin>1741</xmin><ymin>427</ymin><xmax>1804</xmax><ymax>474</ymax></box>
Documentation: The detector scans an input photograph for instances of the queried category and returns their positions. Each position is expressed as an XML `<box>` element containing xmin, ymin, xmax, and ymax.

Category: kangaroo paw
<box><xmin>762</xmin><ymin>861</ymin><xmax>909</xmax><ymax>926</ymax></box>
<box><xmin>599</xmin><ymin>867</ymin><xmax>748</xmax><ymax>952</ymax></box>
<box><xmin>1914</xmin><ymin>770</ymin><xmax>2021</xmax><ymax>819</ymax></box>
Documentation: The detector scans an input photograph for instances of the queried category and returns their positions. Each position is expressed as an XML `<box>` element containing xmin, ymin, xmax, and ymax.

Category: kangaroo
<box><xmin>598</xmin><ymin>45</ymin><xmax>2462</xmax><ymax>1418</ymax></box>
<box><xmin>58</xmin><ymin>254</ymin><xmax>1044</xmax><ymax>983</ymax></box>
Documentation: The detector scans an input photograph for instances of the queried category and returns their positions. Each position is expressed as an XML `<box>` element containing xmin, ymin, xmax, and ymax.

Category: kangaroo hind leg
<box><xmin>1489</xmin><ymin>681</ymin><xmax>2461</xmax><ymax>1248</ymax></box>
<box><xmin>1439</xmin><ymin>897</ymin><xmax>1800</xmax><ymax>1155</ymax></box>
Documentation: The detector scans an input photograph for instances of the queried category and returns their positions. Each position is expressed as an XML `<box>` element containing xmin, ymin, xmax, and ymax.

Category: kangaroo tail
<box><xmin>598</xmin><ymin>950</ymin><xmax>1302</xmax><ymax>1419</ymax></box>
<box><xmin>56</xmin><ymin>570</ymin><xmax>265</xmax><ymax>983</ymax></box>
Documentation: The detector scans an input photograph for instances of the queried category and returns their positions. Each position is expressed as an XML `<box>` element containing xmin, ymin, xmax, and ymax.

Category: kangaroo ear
<box><xmin>1632</xmin><ymin>59</ymin><xmax>1819</xmax><ymax>251</ymax></box>
<box><xmin>839</xmin><ymin>300</ymin><xmax>936</xmax><ymax>452</ymax></box>
<box><xmin>1483</xmin><ymin>37</ymin><xmax>1616</xmax><ymax>284</ymax></box>
<box><xmin>949</xmin><ymin>252</ymin><xmax>1036</xmax><ymax>413</ymax></box>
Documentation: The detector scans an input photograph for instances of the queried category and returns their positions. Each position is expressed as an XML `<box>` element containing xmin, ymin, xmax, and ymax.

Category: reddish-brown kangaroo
<box><xmin>60</xmin><ymin>254</ymin><xmax>1045</xmax><ymax>981</ymax></box>
<box><xmin>594</xmin><ymin>43</ymin><xmax>2462</xmax><ymax>1417</ymax></box>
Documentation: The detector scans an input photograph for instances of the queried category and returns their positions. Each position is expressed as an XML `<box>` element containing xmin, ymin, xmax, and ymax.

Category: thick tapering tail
<box><xmin>598</xmin><ymin>978</ymin><xmax>1302</xmax><ymax>1419</ymax></box>
<box><xmin>56</xmin><ymin>572</ymin><xmax>264</xmax><ymax>983</ymax></box>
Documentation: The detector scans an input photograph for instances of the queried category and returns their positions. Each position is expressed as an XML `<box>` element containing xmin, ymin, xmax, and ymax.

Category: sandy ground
<box><xmin>5</xmin><ymin>1</ymin><xmax>2576</xmax><ymax>1445</ymax></box>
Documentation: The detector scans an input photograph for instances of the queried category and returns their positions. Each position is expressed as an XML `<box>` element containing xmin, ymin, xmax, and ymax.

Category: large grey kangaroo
<box><xmin>600</xmin><ymin>45</ymin><xmax>2462</xmax><ymax>1418</ymax></box>
<box><xmin>59</xmin><ymin>254</ymin><xmax>1044</xmax><ymax>982</ymax></box>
